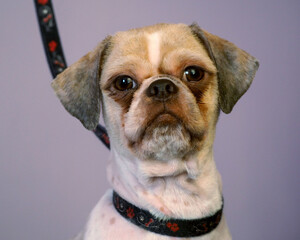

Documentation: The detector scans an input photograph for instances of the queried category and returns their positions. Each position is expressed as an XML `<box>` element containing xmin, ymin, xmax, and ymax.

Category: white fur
<box><xmin>82</xmin><ymin>149</ymin><xmax>231</xmax><ymax>240</ymax></box>
<box><xmin>147</xmin><ymin>32</ymin><xmax>161</xmax><ymax>68</ymax></box>
<box><xmin>140</xmin><ymin>124</ymin><xmax>191</xmax><ymax>160</ymax></box>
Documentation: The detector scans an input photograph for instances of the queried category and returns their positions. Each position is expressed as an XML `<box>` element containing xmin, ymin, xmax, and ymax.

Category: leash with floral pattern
<box><xmin>34</xmin><ymin>0</ymin><xmax>110</xmax><ymax>149</ymax></box>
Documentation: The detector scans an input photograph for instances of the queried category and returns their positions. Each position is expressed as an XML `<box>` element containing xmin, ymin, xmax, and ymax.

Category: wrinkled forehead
<box><xmin>101</xmin><ymin>24</ymin><xmax>216</xmax><ymax>82</ymax></box>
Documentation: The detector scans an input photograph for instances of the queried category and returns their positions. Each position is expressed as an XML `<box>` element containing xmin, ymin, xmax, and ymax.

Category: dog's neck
<box><xmin>107</xmin><ymin>146</ymin><xmax>223</xmax><ymax>219</ymax></box>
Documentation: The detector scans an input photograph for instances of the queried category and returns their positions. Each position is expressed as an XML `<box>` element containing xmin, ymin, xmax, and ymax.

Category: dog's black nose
<box><xmin>146</xmin><ymin>79</ymin><xmax>178</xmax><ymax>101</ymax></box>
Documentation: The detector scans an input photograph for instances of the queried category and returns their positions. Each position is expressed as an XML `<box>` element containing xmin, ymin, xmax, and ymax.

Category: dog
<box><xmin>51</xmin><ymin>23</ymin><xmax>259</xmax><ymax>240</ymax></box>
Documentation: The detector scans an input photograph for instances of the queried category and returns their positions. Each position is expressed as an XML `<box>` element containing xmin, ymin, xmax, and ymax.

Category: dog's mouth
<box><xmin>151</xmin><ymin>111</ymin><xmax>180</xmax><ymax>126</ymax></box>
<box><xmin>137</xmin><ymin>110</ymin><xmax>182</xmax><ymax>137</ymax></box>
<box><xmin>128</xmin><ymin>110</ymin><xmax>204</xmax><ymax>160</ymax></box>
<box><xmin>127</xmin><ymin>109</ymin><xmax>205</xmax><ymax>149</ymax></box>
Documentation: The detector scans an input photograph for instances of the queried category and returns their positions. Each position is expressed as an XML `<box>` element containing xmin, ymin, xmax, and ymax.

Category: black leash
<box><xmin>34</xmin><ymin>0</ymin><xmax>110</xmax><ymax>149</ymax></box>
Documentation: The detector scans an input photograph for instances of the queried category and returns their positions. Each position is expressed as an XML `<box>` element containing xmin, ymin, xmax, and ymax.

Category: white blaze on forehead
<box><xmin>147</xmin><ymin>32</ymin><xmax>161</xmax><ymax>68</ymax></box>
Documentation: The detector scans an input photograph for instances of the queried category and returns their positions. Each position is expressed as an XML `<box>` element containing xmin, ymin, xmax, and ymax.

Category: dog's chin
<box><xmin>134</xmin><ymin>114</ymin><xmax>195</xmax><ymax>161</ymax></box>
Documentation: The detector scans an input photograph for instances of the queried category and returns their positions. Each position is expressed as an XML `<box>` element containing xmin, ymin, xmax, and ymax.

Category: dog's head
<box><xmin>52</xmin><ymin>23</ymin><xmax>259</xmax><ymax>161</ymax></box>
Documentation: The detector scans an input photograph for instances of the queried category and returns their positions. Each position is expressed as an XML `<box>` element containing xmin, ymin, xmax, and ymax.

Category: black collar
<box><xmin>113</xmin><ymin>191</ymin><xmax>223</xmax><ymax>238</ymax></box>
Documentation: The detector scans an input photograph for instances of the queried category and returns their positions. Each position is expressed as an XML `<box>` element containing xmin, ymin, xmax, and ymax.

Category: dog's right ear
<box><xmin>51</xmin><ymin>36</ymin><xmax>111</xmax><ymax>130</ymax></box>
<box><xmin>189</xmin><ymin>24</ymin><xmax>259</xmax><ymax>114</ymax></box>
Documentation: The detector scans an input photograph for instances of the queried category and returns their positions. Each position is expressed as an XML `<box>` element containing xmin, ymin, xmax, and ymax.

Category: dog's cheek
<box><xmin>188</xmin><ymin>78</ymin><xmax>219</xmax><ymax>126</ymax></box>
<box><xmin>102</xmin><ymin>88</ymin><xmax>138</xmax><ymax>141</ymax></box>
<box><xmin>108</xmin><ymin>90</ymin><xmax>135</xmax><ymax>114</ymax></box>
<box><xmin>101</xmin><ymin>95</ymin><xmax>125</xmax><ymax>143</ymax></box>
<box><xmin>165</xmin><ymin>88</ymin><xmax>204</xmax><ymax>132</ymax></box>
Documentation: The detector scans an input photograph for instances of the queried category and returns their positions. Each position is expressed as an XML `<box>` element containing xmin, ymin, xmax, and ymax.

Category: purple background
<box><xmin>0</xmin><ymin>0</ymin><xmax>299</xmax><ymax>239</ymax></box>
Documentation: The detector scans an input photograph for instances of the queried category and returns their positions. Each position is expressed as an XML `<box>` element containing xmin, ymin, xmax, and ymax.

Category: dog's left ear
<box><xmin>51</xmin><ymin>37</ymin><xmax>111</xmax><ymax>130</ymax></box>
<box><xmin>190</xmin><ymin>23</ymin><xmax>259</xmax><ymax>114</ymax></box>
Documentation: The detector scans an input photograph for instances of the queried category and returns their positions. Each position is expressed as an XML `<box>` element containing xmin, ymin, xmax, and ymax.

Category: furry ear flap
<box><xmin>189</xmin><ymin>23</ymin><xmax>259</xmax><ymax>114</ymax></box>
<box><xmin>51</xmin><ymin>37</ymin><xmax>111</xmax><ymax>130</ymax></box>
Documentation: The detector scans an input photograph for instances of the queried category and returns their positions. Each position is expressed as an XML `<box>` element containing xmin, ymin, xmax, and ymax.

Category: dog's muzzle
<box><xmin>146</xmin><ymin>79</ymin><xmax>178</xmax><ymax>101</ymax></box>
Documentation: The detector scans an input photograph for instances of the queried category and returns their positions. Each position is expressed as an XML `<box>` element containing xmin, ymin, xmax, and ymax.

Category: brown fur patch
<box><xmin>142</xmin><ymin>190</ymin><xmax>148</xmax><ymax>195</ymax></box>
<box><xmin>159</xmin><ymin>207</ymin><xmax>165</xmax><ymax>213</ymax></box>
<box><xmin>107</xmin><ymin>88</ymin><xmax>136</xmax><ymax>113</ymax></box>
<box><xmin>109</xmin><ymin>217</ymin><xmax>116</xmax><ymax>225</ymax></box>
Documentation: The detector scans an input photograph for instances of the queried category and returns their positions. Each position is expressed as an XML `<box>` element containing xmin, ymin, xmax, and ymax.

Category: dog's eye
<box><xmin>114</xmin><ymin>76</ymin><xmax>136</xmax><ymax>91</ymax></box>
<box><xmin>184</xmin><ymin>66</ymin><xmax>205</xmax><ymax>82</ymax></box>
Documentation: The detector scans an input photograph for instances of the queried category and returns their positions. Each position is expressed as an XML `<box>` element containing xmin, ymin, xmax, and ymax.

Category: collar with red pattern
<box><xmin>113</xmin><ymin>191</ymin><xmax>223</xmax><ymax>238</ymax></box>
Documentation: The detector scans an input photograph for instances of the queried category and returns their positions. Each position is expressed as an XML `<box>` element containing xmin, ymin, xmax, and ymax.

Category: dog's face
<box><xmin>52</xmin><ymin>23</ymin><xmax>259</xmax><ymax>161</ymax></box>
<box><xmin>101</xmin><ymin>24</ymin><xmax>219</xmax><ymax>161</ymax></box>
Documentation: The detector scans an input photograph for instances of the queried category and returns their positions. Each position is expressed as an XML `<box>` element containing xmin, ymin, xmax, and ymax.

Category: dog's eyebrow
<box><xmin>179</xmin><ymin>54</ymin><xmax>216</xmax><ymax>74</ymax></box>
<box><xmin>101</xmin><ymin>55</ymin><xmax>152</xmax><ymax>88</ymax></box>
<box><xmin>163</xmin><ymin>49</ymin><xmax>217</xmax><ymax>74</ymax></box>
